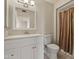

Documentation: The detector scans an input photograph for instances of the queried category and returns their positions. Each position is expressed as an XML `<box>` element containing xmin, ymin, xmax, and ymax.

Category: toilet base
<box><xmin>44</xmin><ymin>52</ymin><xmax>57</xmax><ymax>59</ymax></box>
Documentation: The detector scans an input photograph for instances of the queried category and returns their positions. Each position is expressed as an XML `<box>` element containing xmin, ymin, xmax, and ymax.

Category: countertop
<box><xmin>4</xmin><ymin>34</ymin><xmax>43</xmax><ymax>40</ymax></box>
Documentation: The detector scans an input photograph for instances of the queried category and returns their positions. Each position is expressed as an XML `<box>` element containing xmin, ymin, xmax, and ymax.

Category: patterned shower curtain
<box><xmin>59</xmin><ymin>8</ymin><xmax>74</xmax><ymax>54</ymax></box>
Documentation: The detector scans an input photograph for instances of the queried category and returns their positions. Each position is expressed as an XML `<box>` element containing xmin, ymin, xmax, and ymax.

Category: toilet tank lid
<box><xmin>47</xmin><ymin>44</ymin><xmax>59</xmax><ymax>49</ymax></box>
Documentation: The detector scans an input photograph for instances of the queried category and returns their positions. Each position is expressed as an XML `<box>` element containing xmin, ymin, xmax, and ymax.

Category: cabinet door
<box><xmin>21</xmin><ymin>45</ymin><xmax>37</xmax><ymax>59</ymax></box>
<box><xmin>21</xmin><ymin>45</ymin><xmax>33</xmax><ymax>59</ymax></box>
<box><xmin>4</xmin><ymin>48</ymin><xmax>20</xmax><ymax>59</ymax></box>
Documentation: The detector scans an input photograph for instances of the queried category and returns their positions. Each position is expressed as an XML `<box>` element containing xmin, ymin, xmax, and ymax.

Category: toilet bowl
<box><xmin>43</xmin><ymin>34</ymin><xmax>59</xmax><ymax>59</ymax></box>
<box><xmin>46</xmin><ymin>44</ymin><xmax>59</xmax><ymax>59</ymax></box>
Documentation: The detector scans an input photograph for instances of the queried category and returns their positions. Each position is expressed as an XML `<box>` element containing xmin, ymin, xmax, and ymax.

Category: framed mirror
<box><xmin>5</xmin><ymin>0</ymin><xmax>36</xmax><ymax>30</ymax></box>
<box><xmin>13</xmin><ymin>7</ymin><xmax>36</xmax><ymax>30</ymax></box>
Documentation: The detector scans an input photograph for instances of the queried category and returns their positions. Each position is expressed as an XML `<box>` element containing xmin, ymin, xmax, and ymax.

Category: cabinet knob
<box><xmin>32</xmin><ymin>47</ymin><xmax>36</xmax><ymax>49</ymax></box>
<box><xmin>11</xmin><ymin>54</ymin><xmax>14</xmax><ymax>56</ymax></box>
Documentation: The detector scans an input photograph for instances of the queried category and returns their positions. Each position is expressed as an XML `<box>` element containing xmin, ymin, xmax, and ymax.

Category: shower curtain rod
<box><xmin>59</xmin><ymin>6</ymin><xmax>74</xmax><ymax>12</ymax></box>
<box><xmin>56</xmin><ymin>0</ymin><xmax>74</xmax><ymax>11</ymax></box>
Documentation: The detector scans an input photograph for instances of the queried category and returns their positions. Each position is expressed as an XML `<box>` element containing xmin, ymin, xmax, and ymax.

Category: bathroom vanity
<box><xmin>4</xmin><ymin>34</ymin><xmax>44</xmax><ymax>59</ymax></box>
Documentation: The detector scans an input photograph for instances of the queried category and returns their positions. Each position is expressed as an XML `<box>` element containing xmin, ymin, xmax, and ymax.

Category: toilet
<box><xmin>44</xmin><ymin>35</ymin><xmax>59</xmax><ymax>59</ymax></box>
<box><xmin>46</xmin><ymin>44</ymin><xmax>59</xmax><ymax>59</ymax></box>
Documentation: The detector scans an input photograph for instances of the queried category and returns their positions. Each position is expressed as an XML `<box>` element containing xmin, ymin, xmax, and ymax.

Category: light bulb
<box><xmin>30</xmin><ymin>0</ymin><xmax>35</xmax><ymax>6</ymax></box>
<box><xmin>24</xmin><ymin>0</ymin><xmax>29</xmax><ymax>3</ymax></box>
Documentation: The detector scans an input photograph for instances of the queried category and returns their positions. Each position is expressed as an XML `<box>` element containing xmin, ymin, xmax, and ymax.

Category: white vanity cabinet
<box><xmin>5</xmin><ymin>36</ymin><xmax>44</xmax><ymax>59</ymax></box>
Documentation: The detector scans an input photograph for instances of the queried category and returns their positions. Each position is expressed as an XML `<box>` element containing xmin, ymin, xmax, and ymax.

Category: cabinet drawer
<box><xmin>5</xmin><ymin>37</ymin><xmax>38</xmax><ymax>49</ymax></box>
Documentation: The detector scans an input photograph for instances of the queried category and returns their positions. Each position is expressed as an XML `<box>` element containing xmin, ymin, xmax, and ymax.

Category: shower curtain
<box><xmin>59</xmin><ymin>8</ymin><xmax>74</xmax><ymax>54</ymax></box>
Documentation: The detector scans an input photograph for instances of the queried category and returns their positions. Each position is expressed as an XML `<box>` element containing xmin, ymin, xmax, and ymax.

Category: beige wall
<box><xmin>5</xmin><ymin>0</ymin><xmax>54</xmax><ymax>36</ymax></box>
<box><xmin>43</xmin><ymin>1</ymin><xmax>54</xmax><ymax>34</ymax></box>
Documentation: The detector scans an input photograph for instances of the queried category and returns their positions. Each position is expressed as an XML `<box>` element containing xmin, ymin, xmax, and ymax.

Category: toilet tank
<box><xmin>43</xmin><ymin>34</ymin><xmax>53</xmax><ymax>45</ymax></box>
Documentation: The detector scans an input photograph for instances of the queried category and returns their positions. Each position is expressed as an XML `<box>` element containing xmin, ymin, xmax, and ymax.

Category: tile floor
<box><xmin>57</xmin><ymin>50</ymin><xmax>74</xmax><ymax>59</ymax></box>
<box><xmin>44</xmin><ymin>50</ymin><xmax>74</xmax><ymax>59</ymax></box>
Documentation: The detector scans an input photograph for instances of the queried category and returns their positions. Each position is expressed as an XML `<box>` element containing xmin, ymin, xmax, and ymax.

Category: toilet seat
<box><xmin>47</xmin><ymin>44</ymin><xmax>59</xmax><ymax>49</ymax></box>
